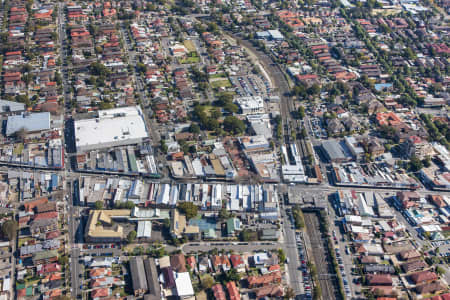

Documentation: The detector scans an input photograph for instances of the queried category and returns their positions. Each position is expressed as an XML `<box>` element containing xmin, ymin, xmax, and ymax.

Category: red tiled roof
<box><xmin>226</xmin><ymin>281</ymin><xmax>240</xmax><ymax>300</ymax></box>
<box><xmin>212</xmin><ymin>284</ymin><xmax>226</xmax><ymax>300</ymax></box>
<box><xmin>33</xmin><ymin>211</ymin><xmax>58</xmax><ymax>221</ymax></box>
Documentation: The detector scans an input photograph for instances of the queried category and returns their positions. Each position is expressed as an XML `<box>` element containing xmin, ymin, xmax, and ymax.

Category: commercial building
<box><xmin>281</xmin><ymin>144</ymin><xmax>307</xmax><ymax>183</ymax></box>
<box><xmin>6</xmin><ymin>112</ymin><xmax>51</xmax><ymax>136</ymax></box>
<box><xmin>84</xmin><ymin>210</ymin><xmax>130</xmax><ymax>242</ymax></box>
<box><xmin>130</xmin><ymin>257</ymin><xmax>148</xmax><ymax>296</ymax></box>
<box><xmin>137</xmin><ymin>221</ymin><xmax>152</xmax><ymax>239</ymax></box>
<box><xmin>0</xmin><ymin>99</ymin><xmax>25</xmax><ymax>115</ymax></box>
<box><xmin>256</xmin><ymin>30</ymin><xmax>284</xmax><ymax>40</ymax></box>
<box><xmin>405</xmin><ymin>135</ymin><xmax>434</xmax><ymax>159</ymax></box>
<box><xmin>322</xmin><ymin>140</ymin><xmax>352</xmax><ymax>163</ymax></box>
<box><xmin>170</xmin><ymin>209</ymin><xmax>199</xmax><ymax>239</ymax></box>
<box><xmin>236</xmin><ymin>96</ymin><xmax>264</xmax><ymax>115</ymax></box>
<box><xmin>74</xmin><ymin>106</ymin><xmax>148</xmax><ymax>152</ymax></box>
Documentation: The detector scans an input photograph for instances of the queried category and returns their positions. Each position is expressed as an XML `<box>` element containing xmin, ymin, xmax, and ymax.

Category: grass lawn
<box><xmin>209</xmin><ymin>73</ymin><xmax>227</xmax><ymax>79</ymax></box>
<box><xmin>210</xmin><ymin>78</ymin><xmax>232</xmax><ymax>89</ymax></box>
<box><xmin>183</xmin><ymin>40</ymin><xmax>196</xmax><ymax>52</ymax></box>
<box><xmin>180</xmin><ymin>55</ymin><xmax>200</xmax><ymax>64</ymax></box>
<box><xmin>112</xmin><ymin>287</ymin><xmax>128</xmax><ymax>297</ymax></box>
<box><xmin>216</xmin><ymin>91</ymin><xmax>235</xmax><ymax>98</ymax></box>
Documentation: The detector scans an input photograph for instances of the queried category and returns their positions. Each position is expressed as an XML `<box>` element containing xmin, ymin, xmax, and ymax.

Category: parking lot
<box><xmin>329</xmin><ymin>201</ymin><xmax>362</xmax><ymax>299</ymax></box>
<box><xmin>296</xmin><ymin>231</ymin><xmax>313</xmax><ymax>299</ymax></box>
<box><xmin>230</xmin><ymin>74</ymin><xmax>271</xmax><ymax>98</ymax></box>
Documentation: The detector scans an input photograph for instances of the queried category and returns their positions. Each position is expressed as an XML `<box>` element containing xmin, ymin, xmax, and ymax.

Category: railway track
<box><xmin>304</xmin><ymin>212</ymin><xmax>338</xmax><ymax>300</ymax></box>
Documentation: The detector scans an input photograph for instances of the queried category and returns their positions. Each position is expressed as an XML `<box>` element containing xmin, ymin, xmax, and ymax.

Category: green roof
<box><xmin>226</xmin><ymin>218</ymin><xmax>240</xmax><ymax>236</ymax></box>
<box><xmin>26</xmin><ymin>286</ymin><xmax>33</xmax><ymax>296</ymax></box>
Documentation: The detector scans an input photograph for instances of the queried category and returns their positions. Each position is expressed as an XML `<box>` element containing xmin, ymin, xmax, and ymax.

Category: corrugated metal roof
<box><xmin>6</xmin><ymin>112</ymin><xmax>51</xmax><ymax>136</ymax></box>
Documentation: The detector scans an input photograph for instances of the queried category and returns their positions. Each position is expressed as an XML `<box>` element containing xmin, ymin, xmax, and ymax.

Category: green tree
<box><xmin>136</xmin><ymin>62</ymin><xmax>147</xmax><ymax>73</ymax></box>
<box><xmin>298</xmin><ymin>106</ymin><xmax>305</xmax><ymax>119</ymax></box>
<box><xmin>278</xmin><ymin>249</ymin><xmax>286</xmax><ymax>263</ymax></box>
<box><xmin>211</xmin><ymin>107</ymin><xmax>222</xmax><ymax>119</ymax></box>
<box><xmin>223</xmin><ymin>116</ymin><xmax>246</xmax><ymax>135</ymax></box>
<box><xmin>90</xmin><ymin>62</ymin><xmax>111</xmax><ymax>76</ymax></box>
<box><xmin>178</xmin><ymin>202</ymin><xmax>198</xmax><ymax>220</ymax></box>
<box><xmin>160</xmin><ymin>140</ymin><xmax>168</xmax><ymax>154</ymax></box>
<box><xmin>201</xmin><ymin>274</ymin><xmax>215</xmax><ymax>289</ymax></box>
<box><xmin>219</xmin><ymin>207</ymin><xmax>230</xmax><ymax>220</ymax></box>
<box><xmin>189</xmin><ymin>123</ymin><xmax>200</xmax><ymax>134</ymax></box>
<box><xmin>307</xmin><ymin>83</ymin><xmax>321</xmax><ymax>96</ymax></box>
<box><xmin>127</xmin><ymin>230</ymin><xmax>137</xmax><ymax>243</ymax></box>
<box><xmin>436</xmin><ymin>266</ymin><xmax>445</xmax><ymax>275</ymax></box>
<box><xmin>125</xmin><ymin>201</ymin><xmax>135</xmax><ymax>209</ymax></box>
<box><xmin>58</xmin><ymin>255</ymin><xmax>69</xmax><ymax>265</ymax></box>
<box><xmin>225</xmin><ymin>268</ymin><xmax>241</xmax><ymax>282</ymax></box>
<box><xmin>1</xmin><ymin>220</ymin><xmax>17</xmax><ymax>241</ymax></box>
<box><xmin>94</xmin><ymin>201</ymin><xmax>103</xmax><ymax>210</ymax></box>
<box><xmin>409</xmin><ymin>155</ymin><xmax>424</xmax><ymax>172</ymax></box>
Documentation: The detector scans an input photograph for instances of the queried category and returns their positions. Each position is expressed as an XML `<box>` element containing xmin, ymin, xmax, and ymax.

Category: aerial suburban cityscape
<box><xmin>0</xmin><ymin>0</ymin><xmax>449</xmax><ymax>299</ymax></box>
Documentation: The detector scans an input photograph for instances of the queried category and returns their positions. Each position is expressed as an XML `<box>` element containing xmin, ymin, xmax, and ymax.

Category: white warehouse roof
<box><xmin>175</xmin><ymin>272</ymin><xmax>194</xmax><ymax>297</ymax></box>
<box><xmin>75</xmin><ymin>106</ymin><xmax>148</xmax><ymax>152</ymax></box>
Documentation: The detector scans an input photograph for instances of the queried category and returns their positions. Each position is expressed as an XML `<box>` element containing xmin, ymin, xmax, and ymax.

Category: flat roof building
<box><xmin>322</xmin><ymin>140</ymin><xmax>352</xmax><ymax>163</ymax></box>
<box><xmin>74</xmin><ymin>106</ymin><xmax>148</xmax><ymax>152</ymax></box>
<box><xmin>85</xmin><ymin>210</ymin><xmax>130</xmax><ymax>242</ymax></box>
<box><xmin>0</xmin><ymin>99</ymin><xmax>25</xmax><ymax>114</ymax></box>
<box><xmin>236</xmin><ymin>96</ymin><xmax>264</xmax><ymax>115</ymax></box>
<box><xmin>6</xmin><ymin>112</ymin><xmax>51</xmax><ymax>136</ymax></box>
<box><xmin>175</xmin><ymin>272</ymin><xmax>194</xmax><ymax>299</ymax></box>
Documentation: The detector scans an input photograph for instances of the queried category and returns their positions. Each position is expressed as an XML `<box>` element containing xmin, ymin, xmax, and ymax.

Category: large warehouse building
<box><xmin>6</xmin><ymin>112</ymin><xmax>51</xmax><ymax>136</ymax></box>
<box><xmin>74</xmin><ymin>106</ymin><xmax>149</xmax><ymax>152</ymax></box>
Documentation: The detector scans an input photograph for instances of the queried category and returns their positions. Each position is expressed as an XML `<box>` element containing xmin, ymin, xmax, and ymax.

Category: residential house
<box><xmin>171</xmin><ymin>253</ymin><xmax>187</xmax><ymax>273</ymax></box>
<box><xmin>410</xmin><ymin>271</ymin><xmax>438</xmax><ymax>285</ymax></box>
<box><xmin>211</xmin><ymin>255</ymin><xmax>231</xmax><ymax>273</ymax></box>
<box><xmin>198</xmin><ymin>256</ymin><xmax>210</xmax><ymax>273</ymax></box>
<box><xmin>399</xmin><ymin>249</ymin><xmax>421</xmax><ymax>261</ymax></box>
<box><xmin>230</xmin><ymin>254</ymin><xmax>245</xmax><ymax>273</ymax></box>
<box><xmin>226</xmin><ymin>281</ymin><xmax>240</xmax><ymax>300</ymax></box>
<box><xmin>401</xmin><ymin>260</ymin><xmax>428</xmax><ymax>273</ymax></box>
<box><xmin>248</xmin><ymin>271</ymin><xmax>282</xmax><ymax>288</ymax></box>
<box><xmin>416</xmin><ymin>281</ymin><xmax>446</xmax><ymax>295</ymax></box>
<box><xmin>211</xmin><ymin>284</ymin><xmax>226</xmax><ymax>300</ymax></box>
<box><xmin>366</xmin><ymin>274</ymin><xmax>392</xmax><ymax>286</ymax></box>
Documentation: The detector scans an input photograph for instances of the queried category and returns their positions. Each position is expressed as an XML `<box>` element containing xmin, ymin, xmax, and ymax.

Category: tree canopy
<box><xmin>1</xmin><ymin>220</ymin><xmax>17</xmax><ymax>241</ymax></box>
<box><xmin>94</xmin><ymin>200</ymin><xmax>104</xmax><ymax>210</ymax></box>
<box><xmin>178</xmin><ymin>202</ymin><xmax>198</xmax><ymax>220</ymax></box>
<box><xmin>127</xmin><ymin>230</ymin><xmax>137</xmax><ymax>243</ymax></box>
<box><xmin>223</xmin><ymin>116</ymin><xmax>246</xmax><ymax>135</ymax></box>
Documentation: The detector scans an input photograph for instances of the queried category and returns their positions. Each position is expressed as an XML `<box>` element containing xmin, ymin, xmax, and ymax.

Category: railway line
<box><xmin>304</xmin><ymin>212</ymin><xmax>339</xmax><ymax>300</ymax></box>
